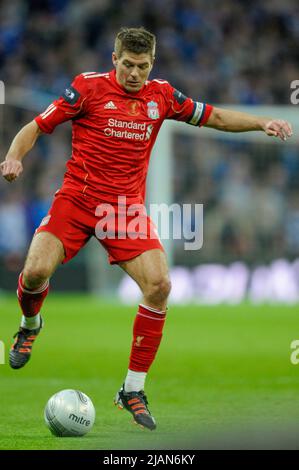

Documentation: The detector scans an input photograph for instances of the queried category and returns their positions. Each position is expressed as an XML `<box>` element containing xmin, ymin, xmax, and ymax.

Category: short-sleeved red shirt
<box><xmin>35</xmin><ymin>70</ymin><xmax>213</xmax><ymax>204</ymax></box>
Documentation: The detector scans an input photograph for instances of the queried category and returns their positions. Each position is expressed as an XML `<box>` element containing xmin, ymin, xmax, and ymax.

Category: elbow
<box><xmin>212</xmin><ymin>109</ymin><xmax>229</xmax><ymax>131</ymax></box>
<box><xmin>31</xmin><ymin>119</ymin><xmax>43</xmax><ymax>137</ymax></box>
<box><xmin>28</xmin><ymin>120</ymin><xmax>43</xmax><ymax>146</ymax></box>
<box><xmin>206</xmin><ymin>108</ymin><xmax>229</xmax><ymax>131</ymax></box>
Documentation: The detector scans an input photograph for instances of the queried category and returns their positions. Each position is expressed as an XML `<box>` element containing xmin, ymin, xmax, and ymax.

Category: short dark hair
<box><xmin>114</xmin><ymin>27</ymin><xmax>156</xmax><ymax>61</ymax></box>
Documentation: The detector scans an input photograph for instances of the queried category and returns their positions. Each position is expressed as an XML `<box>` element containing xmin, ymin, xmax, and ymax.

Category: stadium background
<box><xmin>1</xmin><ymin>0</ymin><xmax>299</xmax><ymax>451</ymax></box>
<box><xmin>1</xmin><ymin>0</ymin><xmax>299</xmax><ymax>299</ymax></box>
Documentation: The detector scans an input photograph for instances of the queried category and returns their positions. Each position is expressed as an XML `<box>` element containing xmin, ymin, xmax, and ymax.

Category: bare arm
<box><xmin>0</xmin><ymin>120</ymin><xmax>43</xmax><ymax>182</ymax></box>
<box><xmin>205</xmin><ymin>106</ymin><xmax>293</xmax><ymax>141</ymax></box>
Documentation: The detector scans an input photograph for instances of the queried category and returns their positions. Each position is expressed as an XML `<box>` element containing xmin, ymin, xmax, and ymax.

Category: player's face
<box><xmin>112</xmin><ymin>50</ymin><xmax>154</xmax><ymax>93</ymax></box>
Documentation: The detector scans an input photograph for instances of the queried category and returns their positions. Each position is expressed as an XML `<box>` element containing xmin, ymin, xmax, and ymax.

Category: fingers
<box><xmin>284</xmin><ymin>121</ymin><xmax>293</xmax><ymax>137</ymax></box>
<box><xmin>0</xmin><ymin>160</ymin><xmax>23</xmax><ymax>182</ymax></box>
<box><xmin>265</xmin><ymin>120</ymin><xmax>293</xmax><ymax>141</ymax></box>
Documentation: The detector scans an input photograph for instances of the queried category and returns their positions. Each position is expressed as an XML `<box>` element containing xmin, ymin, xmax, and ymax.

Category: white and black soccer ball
<box><xmin>44</xmin><ymin>389</ymin><xmax>95</xmax><ymax>437</ymax></box>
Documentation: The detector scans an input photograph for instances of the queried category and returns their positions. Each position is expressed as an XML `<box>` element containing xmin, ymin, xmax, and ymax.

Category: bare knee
<box><xmin>22</xmin><ymin>232</ymin><xmax>64</xmax><ymax>289</ymax></box>
<box><xmin>143</xmin><ymin>276</ymin><xmax>172</xmax><ymax>306</ymax></box>
<box><xmin>22</xmin><ymin>263</ymin><xmax>52</xmax><ymax>289</ymax></box>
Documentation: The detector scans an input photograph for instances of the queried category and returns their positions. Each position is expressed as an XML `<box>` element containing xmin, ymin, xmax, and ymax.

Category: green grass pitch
<box><xmin>1</xmin><ymin>294</ymin><xmax>299</xmax><ymax>450</ymax></box>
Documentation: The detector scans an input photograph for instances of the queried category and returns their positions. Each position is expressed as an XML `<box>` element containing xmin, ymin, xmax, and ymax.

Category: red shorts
<box><xmin>35</xmin><ymin>189</ymin><xmax>164</xmax><ymax>265</ymax></box>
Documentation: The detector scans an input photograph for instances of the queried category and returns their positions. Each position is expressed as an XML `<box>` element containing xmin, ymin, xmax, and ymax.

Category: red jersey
<box><xmin>35</xmin><ymin>70</ymin><xmax>213</xmax><ymax>204</ymax></box>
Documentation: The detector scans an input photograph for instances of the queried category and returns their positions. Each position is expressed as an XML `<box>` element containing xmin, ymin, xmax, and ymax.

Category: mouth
<box><xmin>127</xmin><ymin>81</ymin><xmax>140</xmax><ymax>87</ymax></box>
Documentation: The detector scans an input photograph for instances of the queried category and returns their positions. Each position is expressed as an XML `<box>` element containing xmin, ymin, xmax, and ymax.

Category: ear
<box><xmin>112</xmin><ymin>52</ymin><xmax>118</xmax><ymax>68</ymax></box>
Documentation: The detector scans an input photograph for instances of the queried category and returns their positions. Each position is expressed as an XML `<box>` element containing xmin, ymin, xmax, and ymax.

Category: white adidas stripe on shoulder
<box><xmin>81</xmin><ymin>72</ymin><xmax>98</xmax><ymax>76</ymax></box>
<box><xmin>152</xmin><ymin>79</ymin><xmax>169</xmax><ymax>84</ymax></box>
<box><xmin>82</xmin><ymin>72</ymin><xmax>110</xmax><ymax>79</ymax></box>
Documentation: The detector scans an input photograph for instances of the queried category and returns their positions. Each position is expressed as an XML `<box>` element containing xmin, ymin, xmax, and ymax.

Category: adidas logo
<box><xmin>104</xmin><ymin>101</ymin><xmax>117</xmax><ymax>109</ymax></box>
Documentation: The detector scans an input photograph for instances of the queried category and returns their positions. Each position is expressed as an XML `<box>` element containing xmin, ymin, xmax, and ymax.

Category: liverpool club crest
<box><xmin>147</xmin><ymin>101</ymin><xmax>159</xmax><ymax>119</ymax></box>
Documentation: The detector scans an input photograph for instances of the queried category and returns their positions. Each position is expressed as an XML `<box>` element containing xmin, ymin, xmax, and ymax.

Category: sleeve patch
<box><xmin>62</xmin><ymin>85</ymin><xmax>81</xmax><ymax>105</ymax></box>
<box><xmin>173</xmin><ymin>89</ymin><xmax>187</xmax><ymax>105</ymax></box>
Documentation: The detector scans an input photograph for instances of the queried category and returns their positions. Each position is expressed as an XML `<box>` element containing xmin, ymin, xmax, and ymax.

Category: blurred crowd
<box><xmin>0</xmin><ymin>0</ymin><xmax>299</xmax><ymax>269</ymax></box>
<box><xmin>1</xmin><ymin>0</ymin><xmax>299</xmax><ymax>102</ymax></box>
<box><xmin>173</xmin><ymin>135</ymin><xmax>299</xmax><ymax>265</ymax></box>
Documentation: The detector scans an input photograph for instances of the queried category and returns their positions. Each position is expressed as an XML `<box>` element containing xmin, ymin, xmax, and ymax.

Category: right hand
<box><xmin>0</xmin><ymin>160</ymin><xmax>23</xmax><ymax>182</ymax></box>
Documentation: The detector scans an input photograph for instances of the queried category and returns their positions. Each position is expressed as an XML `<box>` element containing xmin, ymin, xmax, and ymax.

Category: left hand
<box><xmin>263</xmin><ymin>119</ymin><xmax>293</xmax><ymax>141</ymax></box>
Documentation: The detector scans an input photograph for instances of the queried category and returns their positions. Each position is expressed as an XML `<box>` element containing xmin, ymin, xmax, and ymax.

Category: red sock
<box><xmin>17</xmin><ymin>272</ymin><xmax>49</xmax><ymax>317</ymax></box>
<box><xmin>129</xmin><ymin>304</ymin><xmax>167</xmax><ymax>373</ymax></box>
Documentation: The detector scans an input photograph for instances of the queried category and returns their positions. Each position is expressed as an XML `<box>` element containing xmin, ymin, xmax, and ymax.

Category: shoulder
<box><xmin>145</xmin><ymin>78</ymin><xmax>174</xmax><ymax>103</ymax></box>
<box><xmin>72</xmin><ymin>72</ymin><xmax>111</xmax><ymax>92</ymax></box>
<box><xmin>147</xmin><ymin>78</ymin><xmax>172</xmax><ymax>91</ymax></box>
<box><xmin>78</xmin><ymin>71</ymin><xmax>110</xmax><ymax>81</ymax></box>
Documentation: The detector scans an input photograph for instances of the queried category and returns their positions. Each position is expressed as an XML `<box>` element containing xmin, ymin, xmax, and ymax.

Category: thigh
<box><xmin>35</xmin><ymin>191</ymin><xmax>92</xmax><ymax>263</ymax></box>
<box><xmin>119</xmin><ymin>248</ymin><xmax>169</xmax><ymax>291</ymax></box>
<box><xmin>24</xmin><ymin>231</ymin><xmax>65</xmax><ymax>275</ymax></box>
<box><xmin>99</xmin><ymin>208</ymin><xmax>164</xmax><ymax>266</ymax></box>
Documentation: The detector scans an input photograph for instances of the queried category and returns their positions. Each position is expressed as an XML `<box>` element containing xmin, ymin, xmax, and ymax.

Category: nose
<box><xmin>130</xmin><ymin>66</ymin><xmax>139</xmax><ymax>80</ymax></box>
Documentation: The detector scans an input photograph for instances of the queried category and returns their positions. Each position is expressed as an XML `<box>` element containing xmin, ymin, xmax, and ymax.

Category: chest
<box><xmin>89</xmin><ymin>91</ymin><xmax>164</xmax><ymax>126</ymax></box>
<box><xmin>80</xmin><ymin>91</ymin><xmax>164</xmax><ymax>146</ymax></box>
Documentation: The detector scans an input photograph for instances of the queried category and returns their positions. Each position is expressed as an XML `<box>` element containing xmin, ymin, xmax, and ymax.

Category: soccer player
<box><xmin>0</xmin><ymin>27</ymin><xmax>292</xmax><ymax>431</ymax></box>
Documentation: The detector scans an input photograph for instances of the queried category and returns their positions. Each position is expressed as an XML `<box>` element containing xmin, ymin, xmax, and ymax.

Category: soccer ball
<box><xmin>44</xmin><ymin>389</ymin><xmax>95</xmax><ymax>437</ymax></box>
